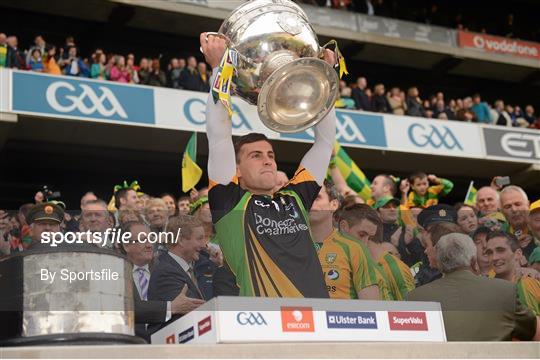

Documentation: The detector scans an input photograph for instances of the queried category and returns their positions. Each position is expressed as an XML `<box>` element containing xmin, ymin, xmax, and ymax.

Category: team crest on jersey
<box><xmin>325</xmin><ymin>253</ymin><xmax>337</xmax><ymax>264</ymax></box>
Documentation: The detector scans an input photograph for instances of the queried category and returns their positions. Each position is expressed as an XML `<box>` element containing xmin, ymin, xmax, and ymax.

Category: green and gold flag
<box><xmin>464</xmin><ymin>180</ymin><xmax>477</xmax><ymax>206</ymax></box>
<box><xmin>182</xmin><ymin>132</ymin><xmax>202</xmax><ymax>193</ymax></box>
<box><xmin>334</xmin><ymin>141</ymin><xmax>372</xmax><ymax>201</ymax></box>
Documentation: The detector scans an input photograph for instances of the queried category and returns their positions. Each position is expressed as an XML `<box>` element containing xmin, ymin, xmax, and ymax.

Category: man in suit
<box><xmin>121</xmin><ymin>221</ymin><xmax>202</xmax><ymax>342</ymax></box>
<box><xmin>351</xmin><ymin>76</ymin><xmax>372</xmax><ymax>111</ymax></box>
<box><xmin>147</xmin><ymin>215</ymin><xmax>206</xmax><ymax>332</ymax></box>
<box><xmin>407</xmin><ymin>232</ymin><xmax>538</xmax><ymax>341</ymax></box>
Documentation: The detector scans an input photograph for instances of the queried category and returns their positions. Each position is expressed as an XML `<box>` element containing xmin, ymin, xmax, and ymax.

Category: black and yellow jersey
<box><xmin>209</xmin><ymin>166</ymin><xmax>328</xmax><ymax>298</ymax></box>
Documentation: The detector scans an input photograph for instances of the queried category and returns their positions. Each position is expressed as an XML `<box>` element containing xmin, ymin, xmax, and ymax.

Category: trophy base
<box><xmin>0</xmin><ymin>333</ymin><xmax>147</xmax><ymax>347</ymax></box>
<box><xmin>257</xmin><ymin>57</ymin><xmax>339</xmax><ymax>133</ymax></box>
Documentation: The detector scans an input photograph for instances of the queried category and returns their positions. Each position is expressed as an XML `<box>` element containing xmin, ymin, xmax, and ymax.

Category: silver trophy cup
<box><xmin>207</xmin><ymin>0</ymin><xmax>339</xmax><ymax>133</ymax></box>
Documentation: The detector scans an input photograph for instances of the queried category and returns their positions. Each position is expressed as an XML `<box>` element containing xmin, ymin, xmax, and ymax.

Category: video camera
<box><xmin>41</xmin><ymin>185</ymin><xmax>62</xmax><ymax>202</ymax></box>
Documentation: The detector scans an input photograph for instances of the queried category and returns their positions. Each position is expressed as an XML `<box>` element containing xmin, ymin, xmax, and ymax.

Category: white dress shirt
<box><xmin>133</xmin><ymin>263</ymin><xmax>171</xmax><ymax>322</ymax></box>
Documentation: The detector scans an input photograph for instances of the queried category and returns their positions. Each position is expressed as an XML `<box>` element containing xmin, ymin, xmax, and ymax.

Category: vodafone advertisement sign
<box><xmin>457</xmin><ymin>31</ymin><xmax>540</xmax><ymax>60</ymax></box>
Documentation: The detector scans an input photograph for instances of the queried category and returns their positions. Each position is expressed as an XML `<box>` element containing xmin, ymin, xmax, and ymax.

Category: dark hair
<box><xmin>114</xmin><ymin>188</ymin><xmax>135</xmax><ymax>209</ymax></box>
<box><xmin>323</xmin><ymin>179</ymin><xmax>340</xmax><ymax>202</ymax></box>
<box><xmin>454</xmin><ymin>202</ymin><xmax>477</xmax><ymax>214</ymax></box>
<box><xmin>429</xmin><ymin>222</ymin><xmax>464</xmax><ymax>247</ymax></box>
<box><xmin>178</xmin><ymin>195</ymin><xmax>190</xmax><ymax>203</ymax></box>
<box><xmin>233</xmin><ymin>133</ymin><xmax>272</xmax><ymax>163</ymax></box>
<box><xmin>338</xmin><ymin>203</ymin><xmax>383</xmax><ymax>243</ymax></box>
<box><xmin>486</xmin><ymin>231</ymin><xmax>520</xmax><ymax>252</ymax></box>
<box><xmin>472</xmin><ymin>226</ymin><xmax>491</xmax><ymax>240</ymax></box>
<box><xmin>409</xmin><ymin>172</ymin><xmax>427</xmax><ymax>184</ymax></box>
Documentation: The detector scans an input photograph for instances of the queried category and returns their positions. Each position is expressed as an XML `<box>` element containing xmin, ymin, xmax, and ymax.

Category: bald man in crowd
<box><xmin>500</xmin><ymin>186</ymin><xmax>535</xmax><ymax>260</ymax></box>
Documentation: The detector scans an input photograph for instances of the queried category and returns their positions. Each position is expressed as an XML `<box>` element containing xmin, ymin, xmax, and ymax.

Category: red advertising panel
<box><xmin>457</xmin><ymin>31</ymin><xmax>540</xmax><ymax>60</ymax></box>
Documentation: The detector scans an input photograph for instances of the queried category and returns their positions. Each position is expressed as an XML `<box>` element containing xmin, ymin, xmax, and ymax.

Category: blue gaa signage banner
<box><xmin>280</xmin><ymin>110</ymin><xmax>387</xmax><ymax>149</ymax></box>
<box><xmin>154</xmin><ymin>86</ymin><xmax>271</xmax><ymax>136</ymax></box>
<box><xmin>12</xmin><ymin>71</ymin><xmax>155</xmax><ymax>124</ymax></box>
<box><xmin>384</xmin><ymin>115</ymin><xmax>484</xmax><ymax>157</ymax></box>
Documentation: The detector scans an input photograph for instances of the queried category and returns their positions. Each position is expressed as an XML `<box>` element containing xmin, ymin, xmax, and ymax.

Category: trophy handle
<box><xmin>200</xmin><ymin>32</ymin><xmax>232</xmax><ymax>54</ymax></box>
<box><xmin>200</xmin><ymin>32</ymin><xmax>256</xmax><ymax>67</ymax></box>
<box><xmin>318</xmin><ymin>43</ymin><xmax>338</xmax><ymax>67</ymax></box>
<box><xmin>205</xmin><ymin>32</ymin><xmax>231</xmax><ymax>44</ymax></box>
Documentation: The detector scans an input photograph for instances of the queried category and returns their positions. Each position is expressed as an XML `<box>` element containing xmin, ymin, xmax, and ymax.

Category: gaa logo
<box><xmin>236</xmin><ymin>312</ymin><xmax>267</xmax><ymax>326</ymax></box>
<box><xmin>46</xmin><ymin>81</ymin><xmax>127</xmax><ymax>118</ymax></box>
<box><xmin>408</xmin><ymin>123</ymin><xmax>463</xmax><ymax>150</ymax></box>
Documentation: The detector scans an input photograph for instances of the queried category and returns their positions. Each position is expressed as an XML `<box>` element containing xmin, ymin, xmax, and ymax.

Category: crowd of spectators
<box><xmin>296</xmin><ymin>0</ymin><xmax>540</xmax><ymax>42</ymax></box>
<box><xmin>336</xmin><ymin>77</ymin><xmax>540</xmax><ymax>129</ymax></box>
<box><xmin>0</xmin><ymin>33</ymin><xmax>211</xmax><ymax>92</ymax></box>
<box><xmin>2</xmin><ymin>32</ymin><xmax>538</xmax><ymax>130</ymax></box>
<box><xmin>0</xmin><ymin>167</ymin><xmax>539</xmax><ymax>341</ymax></box>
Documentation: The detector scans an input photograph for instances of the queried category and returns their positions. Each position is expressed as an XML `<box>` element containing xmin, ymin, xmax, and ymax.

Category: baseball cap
<box><xmin>417</xmin><ymin>204</ymin><xmax>457</xmax><ymax>229</ymax></box>
<box><xmin>529</xmin><ymin>247</ymin><xmax>540</xmax><ymax>265</ymax></box>
<box><xmin>530</xmin><ymin>199</ymin><xmax>540</xmax><ymax>213</ymax></box>
<box><xmin>373</xmin><ymin>196</ymin><xmax>400</xmax><ymax>210</ymax></box>
<box><xmin>26</xmin><ymin>202</ymin><xmax>64</xmax><ymax>224</ymax></box>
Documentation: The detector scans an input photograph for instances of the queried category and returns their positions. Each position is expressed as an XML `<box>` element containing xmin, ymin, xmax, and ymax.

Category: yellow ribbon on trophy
<box><xmin>322</xmin><ymin>40</ymin><xmax>348</xmax><ymax>79</ymax></box>
<box><xmin>212</xmin><ymin>48</ymin><xmax>238</xmax><ymax>118</ymax></box>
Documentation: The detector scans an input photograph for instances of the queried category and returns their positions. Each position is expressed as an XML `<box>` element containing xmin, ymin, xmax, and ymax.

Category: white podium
<box><xmin>151</xmin><ymin>297</ymin><xmax>446</xmax><ymax>344</ymax></box>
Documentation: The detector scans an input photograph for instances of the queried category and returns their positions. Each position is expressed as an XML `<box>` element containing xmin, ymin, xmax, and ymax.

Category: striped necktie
<box><xmin>136</xmin><ymin>267</ymin><xmax>148</xmax><ymax>301</ymax></box>
<box><xmin>188</xmin><ymin>266</ymin><xmax>204</xmax><ymax>299</ymax></box>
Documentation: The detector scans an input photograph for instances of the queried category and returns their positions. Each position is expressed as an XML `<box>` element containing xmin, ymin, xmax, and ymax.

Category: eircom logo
<box><xmin>281</xmin><ymin>307</ymin><xmax>315</xmax><ymax>332</ymax></box>
<box><xmin>388</xmin><ymin>311</ymin><xmax>428</xmax><ymax>331</ymax></box>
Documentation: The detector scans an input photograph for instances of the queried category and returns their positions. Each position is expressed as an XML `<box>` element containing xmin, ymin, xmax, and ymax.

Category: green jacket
<box><xmin>407</xmin><ymin>270</ymin><xmax>536</xmax><ymax>341</ymax></box>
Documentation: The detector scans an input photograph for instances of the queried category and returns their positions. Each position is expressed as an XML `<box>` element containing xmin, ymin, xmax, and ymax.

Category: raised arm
<box><xmin>300</xmin><ymin>49</ymin><xmax>337</xmax><ymax>185</ymax></box>
<box><xmin>301</xmin><ymin>109</ymin><xmax>336</xmax><ymax>185</ymax></box>
<box><xmin>200</xmin><ymin>33</ymin><xmax>236</xmax><ymax>185</ymax></box>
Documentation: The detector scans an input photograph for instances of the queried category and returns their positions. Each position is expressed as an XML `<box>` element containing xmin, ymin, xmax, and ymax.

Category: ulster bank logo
<box><xmin>408</xmin><ymin>123</ymin><xmax>463</xmax><ymax>150</ymax></box>
<box><xmin>46</xmin><ymin>81</ymin><xmax>127</xmax><ymax>118</ymax></box>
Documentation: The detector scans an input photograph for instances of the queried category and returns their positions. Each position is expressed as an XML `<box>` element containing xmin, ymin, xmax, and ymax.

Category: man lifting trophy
<box><xmin>200</xmin><ymin>0</ymin><xmax>345</xmax><ymax>297</ymax></box>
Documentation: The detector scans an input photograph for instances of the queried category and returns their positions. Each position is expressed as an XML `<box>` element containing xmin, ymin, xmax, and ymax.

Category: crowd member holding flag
<box><xmin>200</xmin><ymin>33</ymin><xmax>337</xmax><ymax>298</ymax></box>
<box><xmin>464</xmin><ymin>180</ymin><xmax>478</xmax><ymax>206</ymax></box>
<box><xmin>328</xmin><ymin>143</ymin><xmax>416</xmax><ymax>227</ymax></box>
<box><xmin>329</xmin><ymin>142</ymin><xmax>371</xmax><ymax>202</ymax></box>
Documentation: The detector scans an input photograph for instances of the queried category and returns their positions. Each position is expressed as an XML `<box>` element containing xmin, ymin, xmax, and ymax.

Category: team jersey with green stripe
<box><xmin>208</xmin><ymin>166</ymin><xmax>328</xmax><ymax>298</ymax></box>
<box><xmin>378</xmin><ymin>252</ymin><xmax>416</xmax><ymax>300</ymax></box>
<box><xmin>516</xmin><ymin>277</ymin><xmax>540</xmax><ymax>316</ymax></box>
<box><xmin>407</xmin><ymin>178</ymin><xmax>454</xmax><ymax>208</ymax></box>
<box><xmin>318</xmin><ymin>230</ymin><xmax>393</xmax><ymax>300</ymax></box>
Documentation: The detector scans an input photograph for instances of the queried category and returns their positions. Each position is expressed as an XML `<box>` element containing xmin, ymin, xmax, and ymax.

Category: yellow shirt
<box><xmin>378</xmin><ymin>252</ymin><xmax>416</xmax><ymax>300</ymax></box>
<box><xmin>318</xmin><ymin>230</ymin><xmax>392</xmax><ymax>299</ymax></box>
